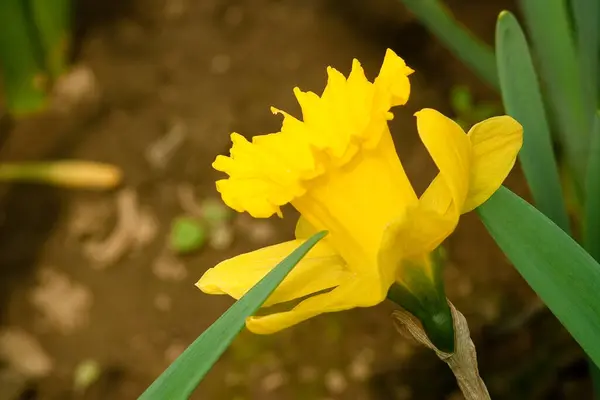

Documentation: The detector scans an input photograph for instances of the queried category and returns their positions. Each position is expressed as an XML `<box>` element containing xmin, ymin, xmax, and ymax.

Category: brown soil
<box><xmin>0</xmin><ymin>0</ymin><xmax>592</xmax><ymax>399</ymax></box>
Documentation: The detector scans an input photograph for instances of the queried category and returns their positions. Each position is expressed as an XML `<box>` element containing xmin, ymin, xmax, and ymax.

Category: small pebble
<box><xmin>249</xmin><ymin>221</ymin><xmax>276</xmax><ymax>244</ymax></box>
<box><xmin>0</xmin><ymin>328</ymin><xmax>53</xmax><ymax>378</ymax></box>
<box><xmin>324</xmin><ymin>369</ymin><xmax>347</xmax><ymax>394</ymax></box>
<box><xmin>224</xmin><ymin>371</ymin><xmax>244</xmax><ymax>387</ymax></box>
<box><xmin>152</xmin><ymin>252</ymin><xmax>188</xmax><ymax>281</ymax></box>
<box><xmin>393</xmin><ymin>341</ymin><xmax>414</xmax><ymax>359</ymax></box>
<box><xmin>298</xmin><ymin>365</ymin><xmax>318</xmax><ymax>383</ymax></box>
<box><xmin>210</xmin><ymin>54</ymin><xmax>231</xmax><ymax>75</ymax></box>
<box><xmin>260</xmin><ymin>371</ymin><xmax>287</xmax><ymax>392</ymax></box>
<box><xmin>479</xmin><ymin>297</ymin><xmax>501</xmax><ymax>323</ymax></box>
<box><xmin>348</xmin><ymin>347</ymin><xmax>375</xmax><ymax>381</ymax></box>
<box><xmin>209</xmin><ymin>224</ymin><xmax>234</xmax><ymax>251</ymax></box>
<box><xmin>164</xmin><ymin>0</ymin><xmax>186</xmax><ymax>19</ymax></box>
<box><xmin>154</xmin><ymin>293</ymin><xmax>172</xmax><ymax>312</ymax></box>
<box><xmin>165</xmin><ymin>342</ymin><xmax>186</xmax><ymax>364</ymax></box>
<box><xmin>224</xmin><ymin>6</ymin><xmax>244</xmax><ymax>26</ymax></box>
<box><xmin>395</xmin><ymin>385</ymin><xmax>413</xmax><ymax>400</ymax></box>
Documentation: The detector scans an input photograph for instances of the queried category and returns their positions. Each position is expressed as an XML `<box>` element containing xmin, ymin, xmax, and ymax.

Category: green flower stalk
<box><xmin>0</xmin><ymin>0</ymin><xmax>71</xmax><ymax>115</ymax></box>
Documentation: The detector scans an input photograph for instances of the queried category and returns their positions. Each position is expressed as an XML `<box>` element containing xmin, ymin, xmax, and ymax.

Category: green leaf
<box><xmin>169</xmin><ymin>217</ymin><xmax>207</xmax><ymax>254</ymax></box>
<box><xmin>31</xmin><ymin>0</ymin><xmax>71</xmax><ymax>79</ymax></box>
<box><xmin>397</xmin><ymin>0</ymin><xmax>498</xmax><ymax>89</ymax></box>
<box><xmin>201</xmin><ymin>198</ymin><xmax>233</xmax><ymax>227</ymax></box>
<box><xmin>0</xmin><ymin>0</ymin><xmax>48</xmax><ymax>115</ymax></box>
<box><xmin>450</xmin><ymin>85</ymin><xmax>473</xmax><ymax>115</ymax></box>
<box><xmin>139</xmin><ymin>231</ymin><xmax>328</xmax><ymax>400</ymax></box>
<box><xmin>519</xmin><ymin>0</ymin><xmax>590</xmax><ymax>187</ymax></box>
<box><xmin>571</xmin><ymin>0</ymin><xmax>599</xmax><ymax>119</ymax></box>
<box><xmin>584</xmin><ymin>113</ymin><xmax>600</xmax><ymax>397</ymax></box>
<box><xmin>477</xmin><ymin>186</ymin><xmax>600</xmax><ymax>366</ymax></box>
<box><xmin>495</xmin><ymin>11</ymin><xmax>571</xmax><ymax>233</ymax></box>
<box><xmin>585</xmin><ymin>112</ymin><xmax>600</xmax><ymax>262</ymax></box>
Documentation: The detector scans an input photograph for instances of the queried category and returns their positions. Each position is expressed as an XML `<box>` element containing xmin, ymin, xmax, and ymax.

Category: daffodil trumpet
<box><xmin>197</xmin><ymin>49</ymin><xmax>523</xmax><ymax>348</ymax></box>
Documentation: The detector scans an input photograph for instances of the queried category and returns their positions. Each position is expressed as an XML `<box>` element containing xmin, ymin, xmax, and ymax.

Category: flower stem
<box><xmin>393</xmin><ymin>301</ymin><xmax>490</xmax><ymax>400</ymax></box>
<box><xmin>387</xmin><ymin>282</ymin><xmax>455</xmax><ymax>353</ymax></box>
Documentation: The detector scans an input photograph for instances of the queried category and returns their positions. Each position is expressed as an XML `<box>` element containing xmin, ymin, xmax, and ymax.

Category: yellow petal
<box><xmin>417</xmin><ymin>175</ymin><xmax>452</xmax><ymax>217</ymax></box>
<box><xmin>246</xmin><ymin>278</ymin><xmax>383</xmax><ymax>334</ymax></box>
<box><xmin>415</xmin><ymin>108</ymin><xmax>472</xmax><ymax>210</ymax></box>
<box><xmin>395</xmin><ymin>253</ymin><xmax>438</xmax><ymax>287</ymax></box>
<box><xmin>374</xmin><ymin>48</ymin><xmax>413</xmax><ymax>107</ymax></box>
<box><xmin>379</xmin><ymin>203</ymin><xmax>458</xmax><ymax>272</ymax></box>
<box><xmin>462</xmin><ymin>116</ymin><xmax>523</xmax><ymax>212</ymax></box>
<box><xmin>212</xmin><ymin>50</ymin><xmax>414</xmax><ymax>219</ymax></box>
<box><xmin>295</xmin><ymin>216</ymin><xmax>317</xmax><ymax>239</ymax></box>
<box><xmin>196</xmin><ymin>240</ymin><xmax>349</xmax><ymax>307</ymax></box>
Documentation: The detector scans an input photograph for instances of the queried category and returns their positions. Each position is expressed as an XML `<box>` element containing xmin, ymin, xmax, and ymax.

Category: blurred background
<box><xmin>0</xmin><ymin>0</ymin><xmax>592</xmax><ymax>399</ymax></box>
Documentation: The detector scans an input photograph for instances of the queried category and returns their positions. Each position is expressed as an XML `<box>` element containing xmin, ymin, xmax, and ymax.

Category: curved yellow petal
<box><xmin>295</xmin><ymin>216</ymin><xmax>317</xmax><ymax>239</ymax></box>
<box><xmin>196</xmin><ymin>240</ymin><xmax>349</xmax><ymax>307</ymax></box>
<box><xmin>415</xmin><ymin>108</ymin><xmax>472</xmax><ymax>210</ymax></box>
<box><xmin>374</xmin><ymin>48</ymin><xmax>414</xmax><ymax>107</ymax></box>
<box><xmin>395</xmin><ymin>253</ymin><xmax>438</xmax><ymax>287</ymax></box>
<box><xmin>417</xmin><ymin>175</ymin><xmax>452</xmax><ymax>217</ymax></box>
<box><xmin>379</xmin><ymin>203</ymin><xmax>457</xmax><ymax>270</ymax></box>
<box><xmin>246</xmin><ymin>278</ymin><xmax>383</xmax><ymax>334</ymax></box>
<box><xmin>462</xmin><ymin>116</ymin><xmax>523</xmax><ymax>212</ymax></box>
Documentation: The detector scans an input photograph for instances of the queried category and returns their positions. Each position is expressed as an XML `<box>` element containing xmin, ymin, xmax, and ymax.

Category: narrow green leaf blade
<box><xmin>495</xmin><ymin>11</ymin><xmax>571</xmax><ymax>233</ymax></box>
<box><xmin>585</xmin><ymin>111</ymin><xmax>600</xmax><ymax>261</ymax></box>
<box><xmin>584</xmin><ymin>112</ymin><xmax>600</xmax><ymax>398</ymax></box>
<box><xmin>139</xmin><ymin>231</ymin><xmax>328</xmax><ymax>400</ymax></box>
<box><xmin>0</xmin><ymin>0</ymin><xmax>48</xmax><ymax>115</ymax></box>
<box><xmin>31</xmin><ymin>0</ymin><xmax>71</xmax><ymax>79</ymax></box>
<box><xmin>571</xmin><ymin>0</ymin><xmax>599</xmax><ymax>118</ymax></box>
<box><xmin>477</xmin><ymin>187</ymin><xmax>600</xmax><ymax>366</ymax></box>
<box><xmin>519</xmin><ymin>0</ymin><xmax>590</xmax><ymax>186</ymax></box>
<box><xmin>398</xmin><ymin>0</ymin><xmax>498</xmax><ymax>89</ymax></box>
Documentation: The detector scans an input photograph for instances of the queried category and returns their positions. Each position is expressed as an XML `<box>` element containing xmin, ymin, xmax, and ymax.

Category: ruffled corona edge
<box><xmin>213</xmin><ymin>49</ymin><xmax>414</xmax><ymax>218</ymax></box>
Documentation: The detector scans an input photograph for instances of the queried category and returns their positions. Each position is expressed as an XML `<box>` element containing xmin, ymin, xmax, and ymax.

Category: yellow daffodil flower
<box><xmin>197</xmin><ymin>49</ymin><xmax>523</xmax><ymax>335</ymax></box>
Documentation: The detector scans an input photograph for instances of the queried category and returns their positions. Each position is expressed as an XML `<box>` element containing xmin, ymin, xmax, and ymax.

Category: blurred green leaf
<box><xmin>139</xmin><ymin>231</ymin><xmax>327</xmax><ymax>400</ymax></box>
<box><xmin>585</xmin><ymin>111</ymin><xmax>600</xmax><ymax>261</ymax></box>
<box><xmin>398</xmin><ymin>0</ymin><xmax>498</xmax><ymax>89</ymax></box>
<box><xmin>477</xmin><ymin>186</ymin><xmax>600</xmax><ymax>367</ymax></box>
<box><xmin>450</xmin><ymin>85</ymin><xmax>472</xmax><ymax>114</ymax></box>
<box><xmin>31</xmin><ymin>0</ymin><xmax>71</xmax><ymax>79</ymax></box>
<box><xmin>495</xmin><ymin>11</ymin><xmax>571</xmax><ymax>233</ymax></box>
<box><xmin>519</xmin><ymin>0</ymin><xmax>589</xmax><ymax>187</ymax></box>
<box><xmin>201</xmin><ymin>198</ymin><xmax>233</xmax><ymax>227</ymax></box>
<box><xmin>571</xmin><ymin>0</ymin><xmax>599</xmax><ymax>119</ymax></box>
<box><xmin>170</xmin><ymin>217</ymin><xmax>207</xmax><ymax>254</ymax></box>
<box><xmin>0</xmin><ymin>0</ymin><xmax>48</xmax><ymax>115</ymax></box>
<box><xmin>471</xmin><ymin>103</ymin><xmax>501</xmax><ymax>121</ymax></box>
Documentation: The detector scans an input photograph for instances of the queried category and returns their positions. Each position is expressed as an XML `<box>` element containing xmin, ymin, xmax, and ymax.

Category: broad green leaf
<box><xmin>495</xmin><ymin>11</ymin><xmax>571</xmax><ymax>233</ymax></box>
<box><xmin>571</xmin><ymin>0</ymin><xmax>599</xmax><ymax>119</ymax></box>
<box><xmin>477</xmin><ymin>187</ymin><xmax>600</xmax><ymax>366</ymax></box>
<box><xmin>139</xmin><ymin>231</ymin><xmax>328</xmax><ymax>400</ymax></box>
<box><xmin>398</xmin><ymin>0</ymin><xmax>498</xmax><ymax>89</ymax></box>
<box><xmin>585</xmin><ymin>112</ymin><xmax>600</xmax><ymax>261</ymax></box>
<box><xmin>519</xmin><ymin>0</ymin><xmax>590</xmax><ymax>187</ymax></box>
<box><xmin>584</xmin><ymin>112</ymin><xmax>600</xmax><ymax>399</ymax></box>
<box><xmin>0</xmin><ymin>0</ymin><xmax>48</xmax><ymax>115</ymax></box>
